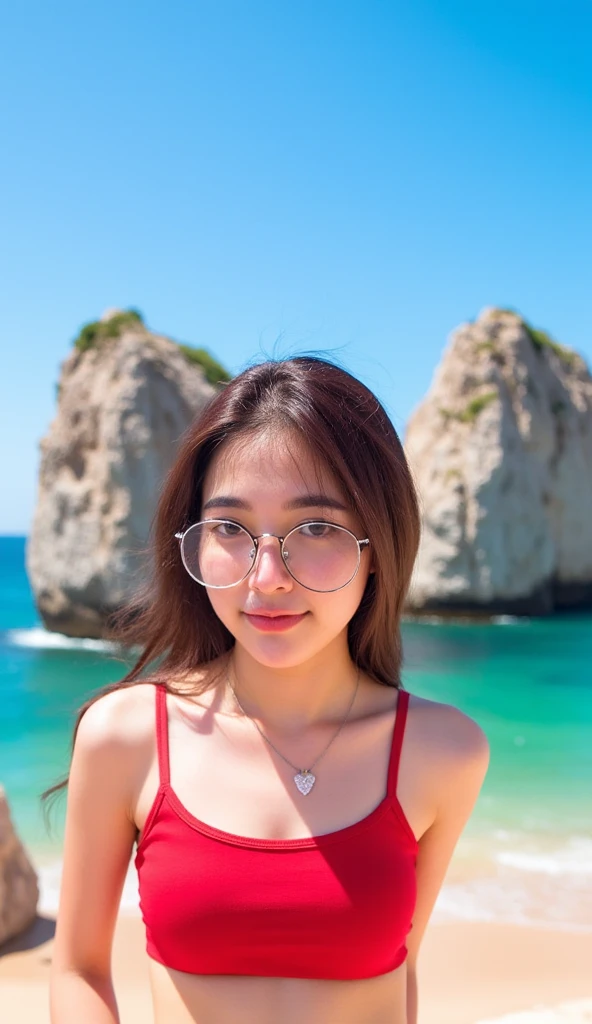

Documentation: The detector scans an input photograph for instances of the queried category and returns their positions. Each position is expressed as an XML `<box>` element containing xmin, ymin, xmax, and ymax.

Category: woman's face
<box><xmin>198</xmin><ymin>430</ymin><xmax>371</xmax><ymax>670</ymax></box>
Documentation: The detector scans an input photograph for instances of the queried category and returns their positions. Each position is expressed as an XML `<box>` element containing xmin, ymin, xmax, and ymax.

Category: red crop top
<box><xmin>135</xmin><ymin>683</ymin><xmax>419</xmax><ymax>980</ymax></box>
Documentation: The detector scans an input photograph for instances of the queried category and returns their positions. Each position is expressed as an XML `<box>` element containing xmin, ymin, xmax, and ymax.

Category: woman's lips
<box><xmin>244</xmin><ymin>612</ymin><xmax>308</xmax><ymax>632</ymax></box>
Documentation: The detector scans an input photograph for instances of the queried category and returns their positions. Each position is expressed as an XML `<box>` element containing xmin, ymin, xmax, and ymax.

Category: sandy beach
<box><xmin>1</xmin><ymin>914</ymin><xmax>591</xmax><ymax>1024</ymax></box>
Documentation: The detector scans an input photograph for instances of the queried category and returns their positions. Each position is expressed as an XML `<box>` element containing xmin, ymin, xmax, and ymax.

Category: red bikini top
<box><xmin>135</xmin><ymin>683</ymin><xmax>418</xmax><ymax>980</ymax></box>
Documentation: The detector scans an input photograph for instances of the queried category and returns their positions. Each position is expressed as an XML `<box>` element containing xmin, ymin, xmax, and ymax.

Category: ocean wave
<box><xmin>401</xmin><ymin>613</ymin><xmax>528</xmax><ymax>626</ymax></box>
<box><xmin>496</xmin><ymin>837</ymin><xmax>592</xmax><ymax>877</ymax></box>
<box><xmin>433</xmin><ymin>862</ymin><xmax>592</xmax><ymax>934</ymax></box>
<box><xmin>4</xmin><ymin>627</ymin><xmax>122</xmax><ymax>653</ymax></box>
<box><xmin>474</xmin><ymin>999</ymin><xmax>592</xmax><ymax>1023</ymax></box>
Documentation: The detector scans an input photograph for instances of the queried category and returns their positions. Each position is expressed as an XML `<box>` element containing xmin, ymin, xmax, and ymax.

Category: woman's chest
<box><xmin>134</xmin><ymin>695</ymin><xmax>431</xmax><ymax>844</ymax></box>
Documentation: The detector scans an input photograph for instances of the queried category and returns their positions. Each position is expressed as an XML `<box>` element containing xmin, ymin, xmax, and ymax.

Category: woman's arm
<box><xmin>405</xmin><ymin>707</ymin><xmax>490</xmax><ymax>1024</ymax></box>
<box><xmin>50</xmin><ymin>689</ymin><xmax>146</xmax><ymax>1023</ymax></box>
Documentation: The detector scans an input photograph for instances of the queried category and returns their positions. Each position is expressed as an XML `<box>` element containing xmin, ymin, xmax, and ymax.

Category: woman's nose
<box><xmin>247</xmin><ymin>536</ymin><xmax>293</xmax><ymax>592</ymax></box>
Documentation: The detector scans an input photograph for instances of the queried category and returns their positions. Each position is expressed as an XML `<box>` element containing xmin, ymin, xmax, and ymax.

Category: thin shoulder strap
<box><xmin>387</xmin><ymin>688</ymin><xmax>410</xmax><ymax>798</ymax></box>
<box><xmin>155</xmin><ymin>684</ymin><xmax>170</xmax><ymax>787</ymax></box>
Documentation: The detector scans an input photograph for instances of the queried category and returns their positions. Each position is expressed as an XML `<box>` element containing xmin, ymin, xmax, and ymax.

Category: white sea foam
<box><xmin>433</xmin><ymin>877</ymin><xmax>592</xmax><ymax>934</ymax></box>
<box><xmin>4</xmin><ymin>626</ymin><xmax>121</xmax><ymax>654</ymax></box>
<box><xmin>422</xmin><ymin>832</ymin><xmax>592</xmax><ymax>933</ymax></box>
<box><xmin>402</xmin><ymin>613</ymin><xmax>528</xmax><ymax>626</ymax></box>
<box><xmin>474</xmin><ymin>1000</ymin><xmax>592</xmax><ymax>1023</ymax></box>
<box><xmin>497</xmin><ymin>837</ymin><xmax>592</xmax><ymax>877</ymax></box>
<box><xmin>433</xmin><ymin>854</ymin><xmax>592</xmax><ymax>934</ymax></box>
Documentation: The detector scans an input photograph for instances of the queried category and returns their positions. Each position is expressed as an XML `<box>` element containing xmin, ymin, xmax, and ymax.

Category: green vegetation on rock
<box><xmin>177</xmin><ymin>345</ymin><xmax>231</xmax><ymax>385</ymax></box>
<box><xmin>72</xmin><ymin>309</ymin><xmax>231</xmax><ymax>384</ymax></box>
<box><xmin>489</xmin><ymin>307</ymin><xmax>521</xmax><ymax>319</ymax></box>
<box><xmin>483</xmin><ymin>308</ymin><xmax>578</xmax><ymax>368</ymax></box>
<box><xmin>458</xmin><ymin>391</ymin><xmax>498</xmax><ymax>423</ymax></box>
<box><xmin>439</xmin><ymin>390</ymin><xmax>498</xmax><ymax>425</ymax></box>
<box><xmin>74</xmin><ymin>309</ymin><xmax>145</xmax><ymax>352</ymax></box>
<box><xmin>522</xmin><ymin>323</ymin><xmax>578</xmax><ymax>367</ymax></box>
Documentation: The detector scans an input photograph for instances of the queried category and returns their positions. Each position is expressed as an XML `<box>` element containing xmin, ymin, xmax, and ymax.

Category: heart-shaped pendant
<box><xmin>294</xmin><ymin>771</ymin><xmax>316</xmax><ymax>795</ymax></box>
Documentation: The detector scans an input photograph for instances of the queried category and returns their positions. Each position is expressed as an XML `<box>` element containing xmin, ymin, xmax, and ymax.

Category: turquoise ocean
<box><xmin>1</xmin><ymin>535</ymin><xmax>591</xmax><ymax>931</ymax></box>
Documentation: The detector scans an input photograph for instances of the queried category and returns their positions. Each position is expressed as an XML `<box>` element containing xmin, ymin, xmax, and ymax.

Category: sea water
<box><xmin>1</xmin><ymin>536</ymin><xmax>591</xmax><ymax>930</ymax></box>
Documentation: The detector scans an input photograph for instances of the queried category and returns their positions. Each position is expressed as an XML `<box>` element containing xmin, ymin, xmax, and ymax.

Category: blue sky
<box><xmin>1</xmin><ymin>0</ymin><xmax>590</xmax><ymax>533</ymax></box>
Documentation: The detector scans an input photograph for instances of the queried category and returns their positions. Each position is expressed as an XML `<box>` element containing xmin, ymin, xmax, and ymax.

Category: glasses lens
<box><xmin>283</xmin><ymin>523</ymin><xmax>360</xmax><ymax>591</ymax></box>
<box><xmin>180</xmin><ymin>521</ymin><xmax>255</xmax><ymax>587</ymax></box>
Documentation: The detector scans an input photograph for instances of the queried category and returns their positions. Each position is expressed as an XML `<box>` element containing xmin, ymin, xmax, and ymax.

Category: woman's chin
<box><xmin>238</xmin><ymin>642</ymin><xmax>315</xmax><ymax>670</ymax></box>
<box><xmin>231</xmin><ymin>627</ymin><xmax>321</xmax><ymax>670</ymax></box>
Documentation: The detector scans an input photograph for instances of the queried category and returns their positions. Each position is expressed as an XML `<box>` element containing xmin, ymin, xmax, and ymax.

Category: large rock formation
<box><xmin>27</xmin><ymin>310</ymin><xmax>222</xmax><ymax>637</ymax></box>
<box><xmin>404</xmin><ymin>307</ymin><xmax>592</xmax><ymax>616</ymax></box>
<box><xmin>0</xmin><ymin>787</ymin><xmax>39</xmax><ymax>945</ymax></box>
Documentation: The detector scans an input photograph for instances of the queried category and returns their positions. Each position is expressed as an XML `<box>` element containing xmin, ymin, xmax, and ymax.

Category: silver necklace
<box><xmin>228</xmin><ymin>668</ymin><xmax>360</xmax><ymax>796</ymax></box>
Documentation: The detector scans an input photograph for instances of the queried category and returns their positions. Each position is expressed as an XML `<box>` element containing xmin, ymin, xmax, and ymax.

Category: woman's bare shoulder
<box><xmin>407</xmin><ymin>691</ymin><xmax>490</xmax><ymax>764</ymax></box>
<box><xmin>405</xmin><ymin>692</ymin><xmax>490</xmax><ymax>838</ymax></box>
<box><xmin>75</xmin><ymin>671</ymin><xmax>221</xmax><ymax>751</ymax></box>
<box><xmin>75</xmin><ymin>682</ymin><xmax>160</xmax><ymax>752</ymax></box>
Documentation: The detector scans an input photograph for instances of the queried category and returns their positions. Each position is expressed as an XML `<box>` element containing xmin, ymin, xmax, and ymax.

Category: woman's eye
<box><xmin>215</xmin><ymin>522</ymin><xmax>244</xmax><ymax>537</ymax></box>
<box><xmin>299</xmin><ymin>522</ymin><xmax>334</xmax><ymax>538</ymax></box>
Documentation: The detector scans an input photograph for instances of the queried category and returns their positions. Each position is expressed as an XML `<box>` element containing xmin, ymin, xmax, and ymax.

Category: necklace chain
<box><xmin>227</xmin><ymin>667</ymin><xmax>360</xmax><ymax>783</ymax></box>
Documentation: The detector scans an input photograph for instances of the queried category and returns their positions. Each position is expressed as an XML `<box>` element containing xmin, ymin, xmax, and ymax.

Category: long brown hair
<box><xmin>41</xmin><ymin>356</ymin><xmax>420</xmax><ymax>810</ymax></box>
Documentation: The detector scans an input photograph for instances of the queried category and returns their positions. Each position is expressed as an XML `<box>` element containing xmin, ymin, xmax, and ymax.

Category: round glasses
<box><xmin>175</xmin><ymin>519</ymin><xmax>370</xmax><ymax>593</ymax></box>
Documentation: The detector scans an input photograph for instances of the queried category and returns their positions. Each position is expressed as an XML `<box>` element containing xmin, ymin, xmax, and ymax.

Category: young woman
<box><xmin>48</xmin><ymin>356</ymin><xmax>490</xmax><ymax>1024</ymax></box>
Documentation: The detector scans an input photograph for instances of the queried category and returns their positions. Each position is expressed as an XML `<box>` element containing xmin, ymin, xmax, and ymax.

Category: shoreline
<box><xmin>1</xmin><ymin>915</ymin><xmax>591</xmax><ymax>1023</ymax></box>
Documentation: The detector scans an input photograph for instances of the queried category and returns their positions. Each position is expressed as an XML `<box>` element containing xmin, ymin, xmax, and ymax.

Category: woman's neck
<box><xmin>226</xmin><ymin>641</ymin><xmax>360</xmax><ymax>733</ymax></box>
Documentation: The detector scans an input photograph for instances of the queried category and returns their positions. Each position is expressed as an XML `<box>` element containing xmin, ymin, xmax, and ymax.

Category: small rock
<box><xmin>0</xmin><ymin>786</ymin><xmax>39</xmax><ymax>945</ymax></box>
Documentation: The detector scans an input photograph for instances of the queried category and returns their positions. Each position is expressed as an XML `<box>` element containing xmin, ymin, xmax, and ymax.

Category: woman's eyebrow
<box><xmin>285</xmin><ymin>494</ymin><xmax>349</xmax><ymax>511</ymax></box>
<box><xmin>202</xmin><ymin>493</ymin><xmax>349</xmax><ymax>513</ymax></box>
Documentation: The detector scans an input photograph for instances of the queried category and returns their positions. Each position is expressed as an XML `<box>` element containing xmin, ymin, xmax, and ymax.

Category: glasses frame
<box><xmin>174</xmin><ymin>518</ymin><xmax>370</xmax><ymax>593</ymax></box>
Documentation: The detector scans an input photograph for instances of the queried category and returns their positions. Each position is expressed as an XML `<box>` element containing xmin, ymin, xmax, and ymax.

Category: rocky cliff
<box><xmin>27</xmin><ymin>310</ymin><xmax>224</xmax><ymax>637</ymax></box>
<box><xmin>404</xmin><ymin>307</ymin><xmax>592</xmax><ymax>616</ymax></box>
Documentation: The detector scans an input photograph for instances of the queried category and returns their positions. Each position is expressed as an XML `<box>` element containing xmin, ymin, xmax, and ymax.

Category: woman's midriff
<box><xmin>148</xmin><ymin>958</ymin><xmax>408</xmax><ymax>1024</ymax></box>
